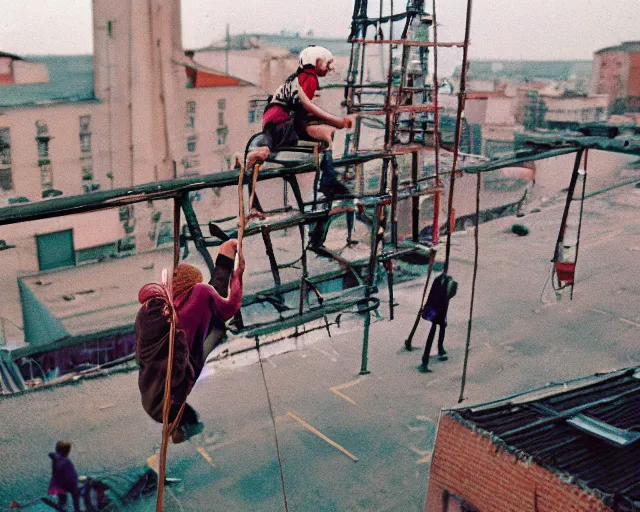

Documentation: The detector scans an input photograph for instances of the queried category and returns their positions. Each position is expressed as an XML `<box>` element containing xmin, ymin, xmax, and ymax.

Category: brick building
<box><xmin>591</xmin><ymin>41</ymin><xmax>640</xmax><ymax>114</ymax></box>
<box><xmin>425</xmin><ymin>368</ymin><xmax>640</xmax><ymax>511</ymax></box>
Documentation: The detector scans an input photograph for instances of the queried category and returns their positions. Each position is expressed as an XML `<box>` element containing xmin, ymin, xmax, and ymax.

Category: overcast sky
<box><xmin>1</xmin><ymin>0</ymin><xmax>638</xmax><ymax>75</ymax></box>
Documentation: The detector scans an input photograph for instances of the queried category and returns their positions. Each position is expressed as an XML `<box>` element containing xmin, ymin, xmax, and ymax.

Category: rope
<box><xmin>458</xmin><ymin>171</ymin><xmax>480</xmax><ymax>403</ymax></box>
<box><xmin>239</xmin><ymin>150</ymin><xmax>288</xmax><ymax>512</ymax></box>
<box><xmin>570</xmin><ymin>149</ymin><xmax>588</xmax><ymax>300</ymax></box>
<box><xmin>256</xmin><ymin>337</ymin><xmax>289</xmax><ymax>511</ymax></box>
<box><xmin>156</xmin><ymin>197</ymin><xmax>186</xmax><ymax>512</ymax></box>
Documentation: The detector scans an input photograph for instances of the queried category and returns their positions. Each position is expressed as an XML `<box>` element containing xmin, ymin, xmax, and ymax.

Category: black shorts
<box><xmin>261</xmin><ymin>111</ymin><xmax>317</xmax><ymax>152</ymax></box>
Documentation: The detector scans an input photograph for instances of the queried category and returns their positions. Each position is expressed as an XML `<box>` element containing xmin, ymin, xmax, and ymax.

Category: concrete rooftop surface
<box><xmin>1</xmin><ymin>180</ymin><xmax>639</xmax><ymax>511</ymax></box>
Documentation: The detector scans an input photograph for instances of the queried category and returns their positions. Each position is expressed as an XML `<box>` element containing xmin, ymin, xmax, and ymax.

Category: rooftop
<box><xmin>0</xmin><ymin>55</ymin><xmax>95</xmax><ymax>108</ymax></box>
<box><xmin>194</xmin><ymin>32</ymin><xmax>353</xmax><ymax>57</ymax></box>
<box><xmin>450</xmin><ymin>368</ymin><xmax>640</xmax><ymax>509</ymax></box>
<box><xmin>595</xmin><ymin>41</ymin><xmax>640</xmax><ymax>54</ymax></box>
<box><xmin>456</xmin><ymin>60</ymin><xmax>593</xmax><ymax>82</ymax></box>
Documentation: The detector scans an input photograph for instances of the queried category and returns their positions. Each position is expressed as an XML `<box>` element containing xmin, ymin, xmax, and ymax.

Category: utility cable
<box><xmin>458</xmin><ymin>171</ymin><xmax>480</xmax><ymax>403</ymax></box>
<box><xmin>256</xmin><ymin>337</ymin><xmax>289</xmax><ymax>512</ymax></box>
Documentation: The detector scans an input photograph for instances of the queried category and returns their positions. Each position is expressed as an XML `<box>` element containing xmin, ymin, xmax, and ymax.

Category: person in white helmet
<box><xmin>246</xmin><ymin>45</ymin><xmax>354</xmax><ymax>198</ymax></box>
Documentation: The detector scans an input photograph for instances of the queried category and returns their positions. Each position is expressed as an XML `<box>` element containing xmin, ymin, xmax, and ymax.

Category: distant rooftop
<box><xmin>450</xmin><ymin>368</ymin><xmax>640</xmax><ymax>510</ymax></box>
<box><xmin>595</xmin><ymin>41</ymin><xmax>640</xmax><ymax>54</ymax></box>
<box><xmin>194</xmin><ymin>32</ymin><xmax>353</xmax><ymax>57</ymax></box>
<box><xmin>456</xmin><ymin>60</ymin><xmax>593</xmax><ymax>82</ymax></box>
<box><xmin>0</xmin><ymin>55</ymin><xmax>95</xmax><ymax>108</ymax></box>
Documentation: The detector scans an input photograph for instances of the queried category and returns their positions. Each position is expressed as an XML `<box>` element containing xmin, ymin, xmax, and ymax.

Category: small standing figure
<box><xmin>48</xmin><ymin>440</ymin><xmax>80</xmax><ymax>512</ymax></box>
<box><xmin>418</xmin><ymin>273</ymin><xmax>457</xmax><ymax>373</ymax></box>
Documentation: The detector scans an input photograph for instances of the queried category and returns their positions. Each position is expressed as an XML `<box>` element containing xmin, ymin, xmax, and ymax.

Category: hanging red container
<box><xmin>554</xmin><ymin>261</ymin><xmax>576</xmax><ymax>284</ymax></box>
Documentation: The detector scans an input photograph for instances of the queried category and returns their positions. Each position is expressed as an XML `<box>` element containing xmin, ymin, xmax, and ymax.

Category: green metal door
<box><xmin>36</xmin><ymin>229</ymin><xmax>75</xmax><ymax>271</ymax></box>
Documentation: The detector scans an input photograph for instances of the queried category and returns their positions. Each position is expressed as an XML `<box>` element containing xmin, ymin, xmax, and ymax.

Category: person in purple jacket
<box><xmin>136</xmin><ymin>240</ymin><xmax>244</xmax><ymax>443</ymax></box>
<box><xmin>48</xmin><ymin>440</ymin><xmax>80</xmax><ymax>512</ymax></box>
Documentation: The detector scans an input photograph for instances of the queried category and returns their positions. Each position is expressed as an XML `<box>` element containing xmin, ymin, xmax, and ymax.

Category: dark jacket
<box><xmin>422</xmin><ymin>274</ymin><xmax>457</xmax><ymax>326</ymax></box>
<box><xmin>48</xmin><ymin>452</ymin><xmax>78</xmax><ymax>495</ymax></box>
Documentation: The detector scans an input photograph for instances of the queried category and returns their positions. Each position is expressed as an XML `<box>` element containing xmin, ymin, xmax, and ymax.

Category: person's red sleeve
<box><xmin>206</xmin><ymin>270</ymin><xmax>243</xmax><ymax>321</ymax></box>
<box><xmin>298</xmin><ymin>72</ymin><xmax>319</xmax><ymax>99</ymax></box>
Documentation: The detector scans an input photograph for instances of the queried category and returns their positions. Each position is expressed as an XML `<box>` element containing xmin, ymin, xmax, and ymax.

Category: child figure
<box><xmin>48</xmin><ymin>441</ymin><xmax>80</xmax><ymax>512</ymax></box>
<box><xmin>246</xmin><ymin>45</ymin><xmax>354</xmax><ymax>199</ymax></box>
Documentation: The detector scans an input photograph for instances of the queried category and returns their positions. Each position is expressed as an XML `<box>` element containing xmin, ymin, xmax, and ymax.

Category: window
<box><xmin>217</xmin><ymin>127</ymin><xmax>228</xmax><ymax>145</ymax></box>
<box><xmin>79</xmin><ymin>115</ymin><xmax>91</xmax><ymax>134</ymax></box>
<box><xmin>36</xmin><ymin>120</ymin><xmax>48</xmax><ymax>136</ymax></box>
<box><xmin>187</xmin><ymin>135</ymin><xmax>197</xmax><ymax>152</ymax></box>
<box><xmin>442</xmin><ymin>491</ymin><xmax>479</xmax><ymax>512</ymax></box>
<box><xmin>248</xmin><ymin>99</ymin><xmax>266</xmax><ymax>124</ymax></box>
<box><xmin>0</xmin><ymin>168</ymin><xmax>12</xmax><ymax>191</ymax></box>
<box><xmin>80</xmin><ymin>133</ymin><xmax>92</xmax><ymax>153</ymax></box>
<box><xmin>218</xmin><ymin>99</ymin><xmax>226</xmax><ymax>110</ymax></box>
<box><xmin>0</xmin><ymin>128</ymin><xmax>11</xmax><ymax>190</ymax></box>
<box><xmin>37</xmin><ymin>138</ymin><xmax>49</xmax><ymax>158</ymax></box>
<box><xmin>82</xmin><ymin>166</ymin><xmax>94</xmax><ymax>181</ymax></box>
<box><xmin>119</xmin><ymin>206</ymin><xmax>132</xmax><ymax>222</ymax></box>
<box><xmin>40</xmin><ymin>163</ymin><xmax>53</xmax><ymax>188</ymax></box>
<box><xmin>186</xmin><ymin>101</ymin><xmax>196</xmax><ymax>129</ymax></box>
<box><xmin>218</xmin><ymin>111</ymin><xmax>225</xmax><ymax>127</ymax></box>
<box><xmin>83</xmin><ymin>183</ymin><xmax>100</xmax><ymax>194</ymax></box>
<box><xmin>0</xmin><ymin>128</ymin><xmax>11</xmax><ymax>166</ymax></box>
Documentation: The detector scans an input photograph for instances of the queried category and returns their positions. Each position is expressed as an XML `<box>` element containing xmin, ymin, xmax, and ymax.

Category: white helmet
<box><xmin>298</xmin><ymin>45</ymin><xmax>334</xmax><ymax>69</ymax></box>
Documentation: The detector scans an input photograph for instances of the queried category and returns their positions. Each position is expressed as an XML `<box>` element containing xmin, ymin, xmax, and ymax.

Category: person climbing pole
<box><xmin>416</xmin><ymin>272</ymin><xmax>457</xmax><ymax>373</ymax></box>
<box><xmin>136</xmin><ymin>240</ymin><xmax>244</xmax><ymax>443</ymax></box>
<box><xmin>246</xmin><ymin>45</ymin><xmax>355</xmax><ymax>199</ymax></box>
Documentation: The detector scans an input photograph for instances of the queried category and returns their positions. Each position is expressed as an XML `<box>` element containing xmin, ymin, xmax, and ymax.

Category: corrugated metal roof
<box><xmin>451</xmin><ymin>368</ymin><xmax>640</xmax><ymax>510</ymax></box>
<box><xmin>0</xmin><ymin>55</ymin><xmax>95</xmax><ymax>108</ymax></box>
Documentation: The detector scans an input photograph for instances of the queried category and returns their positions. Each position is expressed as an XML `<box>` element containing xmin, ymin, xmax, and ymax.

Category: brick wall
<box><xmin>424</xmin><ymin>414</ymin><xmax>613</xmax><ymax>512</ymax></box>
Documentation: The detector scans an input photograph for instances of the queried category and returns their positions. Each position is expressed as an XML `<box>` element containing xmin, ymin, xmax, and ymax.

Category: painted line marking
<box><xmin>329</xmin><ymin>377</ymin><xmax>367</xmax><ymax>405</ymax></box>
<box><xmin>313</xmin><ymin>346</ymin><xmax>338</xmax><ymax>362</ymax></box>
<box><xmin>286</xmin><ymin>411</ymin><xmax>358</xmax><ymax>462</ymax></box>
<box><xmin>196</xmin><ymin>447</ymin><xmax>216</xmax><ymax>468</ymax></box>
<box><xmin>409</xmin><ymin>446</ymin><xmax>433</xmax><ymax>465</ymax></box>
<box><xmin>618</xmin><ymin>318</ymin><xmax>640</xmax><ymax>328</ymax></box>
<box><xmin>588</xmin><ymin>308</ymin><xmax>640</xmax><ymax>327</ymax></box>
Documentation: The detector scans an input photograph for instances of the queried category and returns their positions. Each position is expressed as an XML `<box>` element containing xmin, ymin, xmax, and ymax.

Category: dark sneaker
<box><xmin>404</xmin><ymin>339</ymin><xmax>413</xmax><ymax>351</ymax></box>
<box><xmin>418</xmin><ymin>365</ymin><xmax>432</xmax><ymax>373</ymax></box>
<box><xmin>437</xmin><ymin>355</ymin><xmax>449</xmax><ymax>362</ymax></box>
<box><xmin>171</xmin><ymin>422</ymin><xmax>204</xmax><ymax>444</ymax></box>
